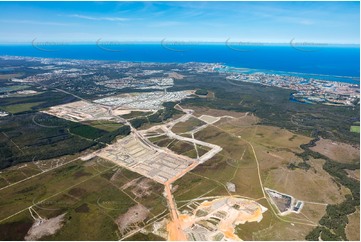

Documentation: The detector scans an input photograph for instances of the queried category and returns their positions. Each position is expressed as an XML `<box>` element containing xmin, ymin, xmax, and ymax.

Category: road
<box><xmin>163</xmin><ymin>159</ymin><xmax>200</xmax><ymax>241</ymax></box>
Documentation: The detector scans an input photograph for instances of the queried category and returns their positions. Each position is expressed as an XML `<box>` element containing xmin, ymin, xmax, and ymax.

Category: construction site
<box><xmin>265</xmin><ymin>188</ymin><xmax>304</xmax><ymax>215</ymax></box>
<box><xmin>43</xmin><ymin>100</ymin><xmax>114</xmax><ymax>122</ymax></box>
<box><xmin>97</xmin><ymin>135</ymin><xmax>195</xmax><ymax>184</ymax></box>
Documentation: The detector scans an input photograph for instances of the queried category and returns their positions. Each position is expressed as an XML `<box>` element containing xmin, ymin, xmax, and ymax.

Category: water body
<box><xmin>0</xmin><ymin>44</ymin><xmax>359</xmax><ymax>83</ymax></box>
<box><xmin>217</xmin><ymin>66</ymin><xmax>359</xmax><ymax>84</ymax></box>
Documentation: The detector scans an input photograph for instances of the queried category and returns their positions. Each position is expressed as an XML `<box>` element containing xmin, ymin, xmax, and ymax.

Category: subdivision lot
<box><xmin>97</xmin><ymin>135</ymin><xmax>194</xmax><ymax>184</ymax></box>
<box><xmin>43</xmin><ymin>100</ymin><xmax>113</xmax><ymax>123</ymax></box>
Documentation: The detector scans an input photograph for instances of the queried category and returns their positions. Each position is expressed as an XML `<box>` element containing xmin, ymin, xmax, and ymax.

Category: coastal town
<box><xmin>1</xmin><ymin>56</ymin><xmax>359</xmax><ymax>108</ymax></box>
<box><xmin>220</xmin><ymin>67</ymin><xmax>359</xmax><ymax>106</ymax></box>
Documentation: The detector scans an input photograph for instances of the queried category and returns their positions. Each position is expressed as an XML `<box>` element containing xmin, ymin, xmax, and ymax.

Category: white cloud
<box><xmin>68</xmin><ymin>14</ymin><xmax>129</xmax><ymax>22</ymax></box>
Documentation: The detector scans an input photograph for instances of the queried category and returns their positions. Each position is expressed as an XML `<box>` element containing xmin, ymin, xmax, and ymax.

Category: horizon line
<box><xmin>0</xmin><ymin>40</ymin><xmax>359</xmax><ymax>46</ymax></box>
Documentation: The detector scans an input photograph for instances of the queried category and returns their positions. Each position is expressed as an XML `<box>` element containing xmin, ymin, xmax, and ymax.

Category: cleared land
<box><xmin>97</xmin><ymin>134</ymin><xmax>194</xmax><ymax>184</ymax></box>
<box><xmin>345</xmin><ymin>208</ymin><xmax>360</xmax><ymax>241</ymax></box>
<box><xmin>185</xmin><ymin>106</ymin><xmax>250</xmax><ymax>119</ymax></box>
<box><xmin>310</xmin><ymin>138</ymin><xmax>360</xmax><ymax>163</ymax></box>
<box><xmin>177</xmin><ymin>197</ymin><xmax>267</xmax><ymax>241</ymax></box>
<box><xmin>43</xmin><ymin>100</ymin><xmax>113</xmax><ymax>123</ymax></box>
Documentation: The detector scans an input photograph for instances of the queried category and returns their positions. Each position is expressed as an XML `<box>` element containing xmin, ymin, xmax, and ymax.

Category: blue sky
<box><xmin>0</xmin><ymin>1</ymin><xmax>359</xmax><ymax>44</ymax></box>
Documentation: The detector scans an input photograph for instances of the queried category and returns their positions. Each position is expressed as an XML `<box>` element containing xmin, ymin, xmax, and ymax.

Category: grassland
<box><xmin>82</xmin><ymin>120</ymin><xmax>124</xmax><ymax>132</ymax></box>
<box><xmin>120</xmin><ymin>111</ymin><xmax>153</xmax><ymax>120</ymax></box>
<box><xmin>148</xmin><ymin>132</ymin><xmax>211</xmax><ymax>159</ymax></box>
<box><xmin>350</xmin><ymin>125</ymin><xmax>360</xmax><ymax>133</ymax></box>
<box><xmin>310</xmin><ymin>138</ymin><xmax>360</xmax><ymax>164</ymax></box>
<box><xmin>171</xmin><ymin>117</ymin><xmax>206</xmax><ymax>134</ymax></box>
<box><xmin>1</xmin><ymin>102</ymin><xmax>44</xmax><ymax>114</ymax></box>
<box><xmin>0</xmin><ymin>157</ymin><xmax>167</xmax><ymax>240</ymax></box>
<box><xmin>0</xmin><ymin>85</ymin><xmax>30</xmax><ymax>93</ymax></box>
<box><xmin>345</xmin><ymin>208</ymin><xmax>360</xmax><ymax>241</ymax></box>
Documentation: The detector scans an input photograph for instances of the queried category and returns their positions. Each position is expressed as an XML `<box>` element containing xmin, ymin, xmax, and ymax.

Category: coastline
<box><xmin>0</xmin><ymin>43</ymin><xmax>359</xmax><ymax>80</ymax></box>
<box><xmin>1</xmin><ymin>54</ymin><xmax>359</xmax><ymax>85</ymax></box>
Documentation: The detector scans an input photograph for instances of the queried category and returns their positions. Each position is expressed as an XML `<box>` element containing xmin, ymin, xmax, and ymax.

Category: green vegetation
<box><xmin>0</xmin><ymin>85</ymin><xmax>30</xmax><ymax>93</ymax></box>
<box><xmin>0</xmin><ymin>158</ymin><xmax>166</xmax><ymax>240</ymax></box>
<box><xmin>171</xmin><ymin>117</ymin><xmax>206</xmax><ymax>133</ymax></box>
<box><xmin>0</xmin><ymin>89</ymin><xmax>78</xmax><ymax>114</ymax></box>
<box><xmin>130</xmin><ymin>117</ymin><xmax>148</xmax><ymax>129</ymax></box>
<box><xmin>0</xmin><ymin>113</ymin><xmax>130</xmax><ymax>170</ymax></box>
<box><xmin>0</xmin><ymin>220</ymin><xmax>33</xmax><ymax>240</ymax></box>
<box><xmin>350</xmin><ymin>125</ymin><xmax>360</xmax><ymax>133</ymax></box>
<box><xmin>97</xmin><ymin>125</ymin><xmax>131</xmax><ymax>144</ymax></box>
<box><xmin>195</xmin><ymin>89</ymin><xmax>208</xmax><ymax>96</ymax></box>
<box><xmin>83</xmin><ymin>120</ymin><xmax>124</xmax><ymax>132</ymax></box>
<box><xmin>126</xmin><ymin>232</ymin><xmax>165</xmax><ymax>241</ymax></box>
<box><xmin>120</xmin><ymin>111</ymin><xmax>153</xmax><ymax>119</ymax></box>
<box><xmin>176</xmin><ymin>74</ymin><xmax>359</xmax><ymax>145</ymax></box>
<box><xmin>69</xmin><ymin>125</ymin><xmax>107</xmax><ymax>140</ymax></box>
<box><xmin>129</xmin><ymin>102</ymin><xmax>183</xmax><ymax>129</ymax></box>
<box><xmin>287</xmin><ymin>161</ymin><xmax>311</xmax><ymax>171</ymax></box>
<box><xmin>298</xmin><ymin>136</ymin><xmax>360</xmax><ymax>241</ymax></box>
<box><xmin>168</xmin><ymin>140</ymin><xmax>196</xmax><ymax>157</ymax></box>
<box><xmin>1</xmin><ymin>102</ymin><xmax>44</xmax><ymax>114</ymax></box>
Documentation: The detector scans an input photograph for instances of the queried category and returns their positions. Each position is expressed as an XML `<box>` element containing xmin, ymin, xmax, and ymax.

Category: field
<box><xmin>82</xmin><ymin>120</ymin><xmax>124</xmax><ymax>132</ymax></box>
<box><xmin>0</xmin><ymin>85</ymin><xmax>30</xmax><ymax>93</ymax></box>
<box><xmin>0</xmin><ymin>102</ymin><xmax>44</xmax><ymax>114</ymax></box>
<box><xmin>350</xmin><ymin>125</ymin><xmax>360</xmax><ymax>133</ymax></box>
<box><xmin>310</xmin><ymin>138</ymin><xmax>360</xmax><ymax>163</ymax></box>
<box><xmin>120</xmin><ymin>111</ymin><xmax>153</xmax><ymax>120</ymax></box>
<box><xmin>171</xmin><ymin>117</ymin><xmax>206</xmax><ymax>134</ymax></box>
<box><xmin>345</xmin><ymin>208</ymin><xmax>360</xmax><ymax>241</ymax></box>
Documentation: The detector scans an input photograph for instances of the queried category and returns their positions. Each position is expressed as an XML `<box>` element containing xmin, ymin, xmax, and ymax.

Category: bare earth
<box><xmin>24</xmin><ymin>213</ymin><xmax>66</xmax><ymax>241</ymax></box>
<box><xmin>185</xmin><ymin>106</ymin><xmax>249</xmax><ymax>118</ymax></box>
<box><xmin>168</xmin><ymin>72</ymin><xmax>184</xmax><ymax>80</ymax></box>
<box><xmin>346</xmin><ymin>169</ymin><xmax>360</xmax><ymax>181</ymax></box>
<box><xmin>116</xmin><ymin>204</ymin><xmax>150</xmax><ymax>234</ymax></box>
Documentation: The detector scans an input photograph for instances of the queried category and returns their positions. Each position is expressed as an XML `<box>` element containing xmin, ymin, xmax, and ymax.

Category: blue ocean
<box><xmin>0</xmin><ymin>44</ymin><xmax>359</xmax><ymax>83</ymax></box>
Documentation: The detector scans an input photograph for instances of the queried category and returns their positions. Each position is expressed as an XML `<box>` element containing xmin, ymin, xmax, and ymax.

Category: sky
<box><xmin>0</xmin><ymin>1</ymin><xmax>359</xmax><ymax>44</ymax></box>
